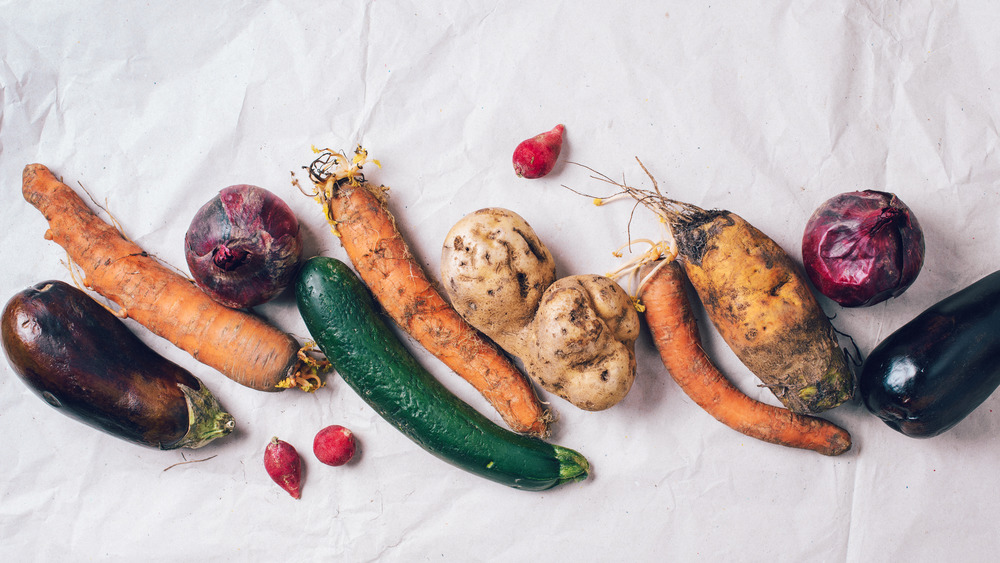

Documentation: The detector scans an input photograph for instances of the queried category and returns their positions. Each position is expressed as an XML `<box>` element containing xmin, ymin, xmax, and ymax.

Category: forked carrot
<box><xmin>639</xmin><ymin>259</ymin><xmax>851</xmax><ymax>456</ymax></box>
<box><xmin>299</xmin><ymin>147</ymin><xmax>551</xmax><ymax>437</ymax></box>
<box><xmin>22</xmin><ymin>164</ymin><xmax>324</xmax><ymax>393</ymax></box>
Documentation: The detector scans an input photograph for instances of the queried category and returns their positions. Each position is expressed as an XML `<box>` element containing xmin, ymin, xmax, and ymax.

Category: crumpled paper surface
<box><xmin>3</xmin><ymin>2</ymin><xmax>1000</xmax><ymax>561</ymax></box>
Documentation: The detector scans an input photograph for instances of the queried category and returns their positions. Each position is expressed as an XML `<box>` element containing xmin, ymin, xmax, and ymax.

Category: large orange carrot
<box><xmin>22</xmin><ymin>164</ymin><xmax>320</xmax><ymax>393</ymax></box>
<box><xmin>640</xmin><ymin>260</ymin><xmax>851</xmax><ymax>456</ymax></box>
<box><xmin>303</xmin><ymin>148</ymin><xmax>551</xmax><ymax>437</ymax></box>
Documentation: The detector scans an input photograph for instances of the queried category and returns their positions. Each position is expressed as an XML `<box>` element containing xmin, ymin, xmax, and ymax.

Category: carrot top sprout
<box><xmin>276</xmin><ymin>344</ymin><xmax>330</xmax><ymax>392</ymax></box>
<box><xmin>295</xmin><ymin>146</ymin><xmax>384</xmax><ymax>235</ymax></box>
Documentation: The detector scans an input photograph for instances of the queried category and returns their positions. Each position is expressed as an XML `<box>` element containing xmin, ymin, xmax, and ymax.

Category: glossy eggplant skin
<box><xmin>2</xmin><ymin>280</ymin><xmax>234</xmax><ymax>449</ymax></box>
<box><xmin>860</xmin><ymin>270</ymin><xmax>1000</xmax><ymax>438</ymax></box>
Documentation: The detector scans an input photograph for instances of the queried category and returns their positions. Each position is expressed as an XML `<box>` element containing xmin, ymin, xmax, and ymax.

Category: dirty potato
<box><xmin>442</xmin><ymin>208</ymin><xmax>639</xmax><ymax>411</ymax></box>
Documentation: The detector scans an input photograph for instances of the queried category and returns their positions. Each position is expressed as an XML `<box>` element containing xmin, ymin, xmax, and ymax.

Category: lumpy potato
<box><xmin>442</xmin><ymin>208</ymin><xmax>639</xmax><ymax>411</ymax></box>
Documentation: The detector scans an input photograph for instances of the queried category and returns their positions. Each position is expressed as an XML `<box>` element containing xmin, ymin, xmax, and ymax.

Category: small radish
<box><xmin>264</xmin><ymin>437</ymin><xmax>302</xmax><ymax>499</ymax></box>
<box><xmin>313</xmin><ymin>425</ymin><xmax>357</xmax><ymax>466</ymax></box>
<box><xmin>513</xmin><ymin>124</ymin><xmax>565</xmax><ymax>179</ymax></box>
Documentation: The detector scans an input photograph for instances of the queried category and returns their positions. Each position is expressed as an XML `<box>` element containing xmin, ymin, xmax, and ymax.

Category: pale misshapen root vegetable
<box><xmin>441</xmin><ymin>207</ymin><xmax>640</xmax><ymax>411</ymax></box>
<box><xmin>21</xmin><ymin>164</ymin><xmax>327</xmax><ymax>393</ymax></box>
<box><xmin>638</xmin><ymin>260</ymin><xmax>851</xmax><ymax>456</ymax></box>
<box><xmin>185</xmin><ymin>184</ymin><xmax>304</xmax><ymax>309</ymax></box>
<box><xmin>264</xmin><ymin>437</ymin><xmax>302</xmax><ymax>499</ymax></box>
<box><xmin>296</xmin><ymin>147</ymin><xmax>552</xmax><ymax>437</ymax></box>
<box><xmin>586</xmin><ymin>160</ymin><xmax>854</xmax><ymax>415</ymax></box>
<box><xmin>313</xmin><ymin>424</ymin><xmax>357</xmax><ymax>466</ymax></box>
<box><xmin>513</xmin><ymin>124</ymin><xmax>565</xmax><ymax>179</ymax></box>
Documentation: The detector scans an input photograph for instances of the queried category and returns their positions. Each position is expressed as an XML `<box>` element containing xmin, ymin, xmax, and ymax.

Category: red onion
<box><xmin>185</xmin><ymin>185</ymin><xmax>303</xmax><ymax>309</ymax></box>
<box><xmin>802</xmin><ymin>190</ymin><xmax>924</xmax><ymax>307</ymax></box>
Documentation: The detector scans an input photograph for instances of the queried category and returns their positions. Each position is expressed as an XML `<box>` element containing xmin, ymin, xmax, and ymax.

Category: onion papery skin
<box><xmin>185</xmin><ymin>185</ymin><xmax>303</xmax><ymax>309</ymax></box>
<box><xmin>802</xmin><ymin>190</ymin><xmax>924</xmax><ymax>308</ymax></box>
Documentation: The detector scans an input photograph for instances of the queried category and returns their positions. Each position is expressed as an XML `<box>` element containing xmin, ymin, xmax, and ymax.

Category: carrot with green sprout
<box><xmin>298</xmin><ymin>147</ymin><xmax>551</xmax><ymax>437</ymax></box>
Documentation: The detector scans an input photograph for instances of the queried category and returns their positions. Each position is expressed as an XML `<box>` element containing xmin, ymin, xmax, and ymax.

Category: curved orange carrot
<box><xmin>22</xmin><ymin>164</ymin><xmax>319</xmax><ymax>393</ymax></box>
<box><xmin>640</xmin><ymin>260</ymin><xmax>851</xmax><ymax>456</ymax></box>
<box><xmin>305</xmin><ymin>148</ymin><xmax>551</xmax><ymax>437</ymax></box>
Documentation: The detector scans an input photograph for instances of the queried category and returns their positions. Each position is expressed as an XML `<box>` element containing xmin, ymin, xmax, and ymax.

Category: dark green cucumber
<box><xmin>295</xmin><ymin>256</ymin><xmax>589</xmax><ymax>491</ymax></box>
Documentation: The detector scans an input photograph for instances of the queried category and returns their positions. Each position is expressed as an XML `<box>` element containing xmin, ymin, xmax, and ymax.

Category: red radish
<box><xmin>264</xmin><ymin>437</ymin><xmax>302</xmax><ymax>499</ymax></box>
<box><xmin>313</xmin><ymin>425</ymin><xmax>357</xmax><ymax>466</ymax></box>
<box><xmin>513</xmin><ymin>124</ymin><xmax>565</xmax><ymax>179</ymax></box>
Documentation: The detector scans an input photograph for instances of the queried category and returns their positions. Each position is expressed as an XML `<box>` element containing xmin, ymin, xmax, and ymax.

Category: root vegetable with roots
<box><xmin>585</xmin><ymin>160</ymin><xmax>855</xmax><ymax>415</ymax></box>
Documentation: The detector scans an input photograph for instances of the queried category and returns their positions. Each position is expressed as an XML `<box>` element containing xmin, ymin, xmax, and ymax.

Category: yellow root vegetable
<box><xmin>599</xmin><ymin>163</ymin><xmax>854</xmax><ymax>414</ymax></box>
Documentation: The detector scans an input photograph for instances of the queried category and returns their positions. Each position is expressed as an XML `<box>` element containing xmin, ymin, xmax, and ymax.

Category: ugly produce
<box><xmin>596</xmin><ymin>164</ymin><xmax>853</xmax><ymax>414</ymax></box>
<box><xmin>860</xmin><ymin>269</ymin><xmax>1000</xmax><ymax>438</ymax></box>
<box><xmin>1</xmin><ymin>280</ymin><xmax>234</xmax><ymax>449</ymax></box>
<box><xmin>185</xmin><ymin>184</ymin><xmax>303</xmax><ymax>309</ymax></box>
<box><xmin>639</xmin><ymin>260</ymin><xmax>851</xmax><ymax>455</ymax></box>
<box><xmin>264</xmin><ymin>437</ymin><xmax>302</xmax><ymax>499</ymax></box>
<box><xmin>513</xmin><ymin>124</ymin><xmax>565</xmax><ymax>179</ymax></box>
<box><xmin>296</xmin><ymin>256</ymin><xmax>589</xmax><ymax>491</ymax></box>
<box><xmin>314</xmin><ymin>424</ymin><xmax>357</xmax><ymax>466</ymax></box>
<box><xmin>441</xmin><ymin>208</ymin><xmax>640</xmax><ymax>411</ymax></box>
<box><xmin>802</xmin><ymin>190</ymin><xmax>924</xmax><ymax>307</ymax></box>
<box><xmin>22</xmin><ymin>164</ymin><xmax>323</xmax><ymax>392</ymax></box>
<box><xmin>302</xmin><ymin>148</ymin><xmax>549</xmax><ymax>436</ymax></box>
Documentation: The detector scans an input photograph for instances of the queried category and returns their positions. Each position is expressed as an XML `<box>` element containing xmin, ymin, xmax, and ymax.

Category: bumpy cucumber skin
<box><xmin>295</xmin><ymin>256</ymin><xmax>588</xmax><ymax>491</ymax></box>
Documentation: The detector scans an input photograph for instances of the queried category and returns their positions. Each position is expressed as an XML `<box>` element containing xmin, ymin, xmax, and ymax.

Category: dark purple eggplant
<box><xmin>1</xmin><ymin>280</ymin><xmax>235</xmax><ymax>449</ymax></box>
<box><xmin>860</xmin><ymin>269</ymin><xmax>1000</xmax><ymax>438</ymax></box>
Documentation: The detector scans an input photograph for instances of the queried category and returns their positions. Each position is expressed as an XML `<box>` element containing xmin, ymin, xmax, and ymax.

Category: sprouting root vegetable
<box><xmin>21</xmin><ymin>164</ymin><xmax>326</xmax><ymax>393</ymax></box>
<box><xmin>298</xmin><ymin>147</ymin><xmax>551</xmax><ymax>437</ymax></box>
<box><xmin>639</xmin><ymin>260</ymin><xmax>852</xmax><ymax>455</ymax></box>
<box><xmin>591</xmin><ymin>160</ymin><xmax>854</xmax><ymax>415</ymax></box>
<box><xmin>513</xmin><ymin>124</ymin><xmax>565</xmax><ymax>179</ymax></box>
<box><xmin>264</xmin><ymin>437</ymin><xmax>302</xmax><ymax>499</ymax></box>
<box><xmin>313</xmin><ymin>424</ymin><xmax>357</xmax><ymax>466</ymax></box>
<box><xmin>441</xmin><ymin>207</ymin><xmax>640</xmax><ymax>411</ymax></box>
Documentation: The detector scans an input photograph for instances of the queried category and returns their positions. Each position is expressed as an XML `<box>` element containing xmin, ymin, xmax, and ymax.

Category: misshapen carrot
<box><xmin>302</xmin><ymin>148</ymin><xmax>551</xmax><ymax>437</ymax></box>
<box><xmin>22</xmin><ymin>164</ymin><xmax>320</xmax><ymax>393</ymax></box>
<box><xmin>639</xmin><ymin>260</ymin><xmax>851</xmax><ymax>456</ymax></box>
<box><xmin>592</xmin><ymin>161</ymin><xmax>853</xmax><ymax>415</ymax></box>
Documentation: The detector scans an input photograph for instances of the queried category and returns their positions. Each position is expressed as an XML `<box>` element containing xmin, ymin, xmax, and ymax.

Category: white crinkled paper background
<box><xmin>3</xmin><ymin>2</ymin><xmax>1000</xmax><ymax>561</ymax></box>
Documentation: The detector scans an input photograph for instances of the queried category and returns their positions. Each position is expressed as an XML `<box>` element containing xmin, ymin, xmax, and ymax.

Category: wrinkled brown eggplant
<box><xmin>2</xmin><ymin>280</ymin><xmax>235</xmax><ymax>449</ymax></box>
<box><xmin>860</xmin><ymin>269</ymin><xmax>1000</xmax><ymax>438</ymax></box>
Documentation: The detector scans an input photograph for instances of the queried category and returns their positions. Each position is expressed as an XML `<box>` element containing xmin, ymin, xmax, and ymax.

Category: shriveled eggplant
<box><xmin>1</xmin><ymin>280</ymin><xmax>235</xmax><ymax>449</ymax></box>
<box><xmin>860</xmin><ymin>269</ymin><xmax>1000</xmax><ymax>438</ymax></box>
